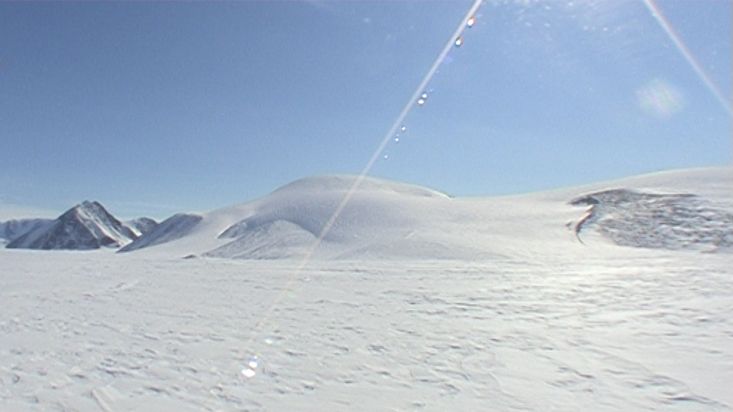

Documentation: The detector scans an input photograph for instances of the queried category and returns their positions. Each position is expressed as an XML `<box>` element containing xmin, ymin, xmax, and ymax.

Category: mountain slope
<box><xmin>124</xmin><ymin>217</ymin><xmax>159</xmax><ymax>237</ymax></box>
<box><xmin>119</xmin><ymin>214</ymin><xmax>202</xmax><ymax>253</ymax></box>
<box><xmin>0</xmin><ymin>218</ymin><xmax>53</xmax><ymax>244</ymax></box>
<box><xmin>7</xmin><ymin>201</ymin><xmax>137</xmax><ymax>250</ymax></box>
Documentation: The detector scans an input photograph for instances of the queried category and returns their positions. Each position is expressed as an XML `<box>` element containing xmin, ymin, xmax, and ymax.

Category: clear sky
<box><xmin>1</xmin><ymin>0</ymin><xmax>730</xmax><ymax>220</ymax></box>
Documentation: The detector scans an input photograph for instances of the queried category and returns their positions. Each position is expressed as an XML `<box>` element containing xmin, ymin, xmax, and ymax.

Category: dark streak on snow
<box><xmin>570</xmin><ymin>189</ymin><xmax>733</xmax><ymax>251</ymax></box>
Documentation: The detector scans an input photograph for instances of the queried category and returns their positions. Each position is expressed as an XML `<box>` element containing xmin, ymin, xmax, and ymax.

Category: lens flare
<box><xmin>642</xmin><ymin>0</ymin><xmax>732</xmax><ymax>117</ymax></box>
<box><xmin>241</xmin><ymin>0</ymin><xmax>485</xmax><ymax>371</ymax></box>
<box><xmin>637</xmin><ymin>79</ymin><xmax>684</xmax><ymax>118</ymax></box>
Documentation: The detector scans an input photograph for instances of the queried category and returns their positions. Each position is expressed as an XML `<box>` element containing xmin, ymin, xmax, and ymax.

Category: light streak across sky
<box><xmin>243</xmin><ymin>0</ymin><xmax>484</xmax><ymax>362</ymax></box>
<box><xmin>642</xmin><ymin>0</ymin><xmax>732</xmax><ymax>117</ymax></box>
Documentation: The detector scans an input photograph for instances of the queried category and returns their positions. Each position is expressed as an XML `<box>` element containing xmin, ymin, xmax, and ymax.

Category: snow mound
<box><xmin>236</xmin><ymin>176</ymin><xmax>446</xmax><ymax>241</ymax></box>
<box><xmin>124</xmin><ymin>175</ymin><xmax>474</xmax><ymax>260</ymax></box>
<box><xmin>208</xmin><ymin>176</ymin><xmax>458</xmax><ymax>259</ymax></box>
<box><xmin>7</xmin><ymin>201</ymin><xmax>136</xmax><ymax>250</ymax></box>
<box><xmin>271</xmin><ymin>175</ymin><xmax>449</xmax><ymax>199</ymax></box>
<box><xmin>571</xmin><ymin>189</ymin><xmax>733</xmax><ymax>251</ymax></box>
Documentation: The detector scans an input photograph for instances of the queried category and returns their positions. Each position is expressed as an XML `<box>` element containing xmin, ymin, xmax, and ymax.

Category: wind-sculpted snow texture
<box><xmin>0</xmin><ymin>252</ymin><xmax>731</xmax><ymax>411</ymax></box>
<box><xmin>571</xmin><ymin>189</ymin><xmax>733</xmax><ymax>251</ymax></box>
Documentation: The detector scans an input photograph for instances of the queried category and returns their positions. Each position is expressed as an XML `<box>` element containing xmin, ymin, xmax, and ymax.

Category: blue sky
<box><xmin>1</xmin><ymin>0</ymin><xmax>730</xmax><ymax>219</ymax></box>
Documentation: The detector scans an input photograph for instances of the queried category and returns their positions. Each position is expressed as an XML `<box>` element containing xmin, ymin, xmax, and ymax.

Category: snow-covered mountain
<box><xmin>123</xmin><ymin>217</ymin><xmax>159</xmax><ymax>237</ymax></box>
<box><xmin>0</xmin><ymin>218</ymin><xmax>53</xmax><ymax>244</ymax></box>
<box><xmin>120</xmin><ymin>167</ymin><xmax>733</xmax><ymax>259</ymax></box>
<box><xmin>119</xmin><ymin>213</ymin><xmax>202</xmax><ymax>253</ymax></box>
<box><xmin>7</xmin><ymin>201</ymin><xmax>138</xmax><ymax>250</ymax></box>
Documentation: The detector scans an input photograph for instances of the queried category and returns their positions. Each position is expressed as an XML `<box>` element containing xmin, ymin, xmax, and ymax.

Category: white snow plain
<box><xmin>1</xmin><ymin>167</ymin><xmax>732</xmax><ymax>411</ymax></box>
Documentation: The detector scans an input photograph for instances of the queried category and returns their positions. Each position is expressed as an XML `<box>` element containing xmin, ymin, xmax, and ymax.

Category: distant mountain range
<box><xmin>2</xmin><ymin>201</ymin><xmax>157</xmax><ymax>250</ymax></box>
<box><xmin>0</xmin><ymin>218</ymin><xmax>52</xmax><ymax>244</ymax></box>
<box><xmin>2</xmin><ymin>167</ymin><xmax>731</xmax><ymax>256</ymax></box>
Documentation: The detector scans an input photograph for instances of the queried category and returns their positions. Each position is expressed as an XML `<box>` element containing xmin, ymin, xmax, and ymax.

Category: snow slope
<box><xmin>118</xmin><ymin>214</ymin><xmax>202</xmax><ymax>253</ymax></box>
<box><xmin>122</xmin><ymin>167</ymin><xmax>733</xmax><ymax>259</ymax></box>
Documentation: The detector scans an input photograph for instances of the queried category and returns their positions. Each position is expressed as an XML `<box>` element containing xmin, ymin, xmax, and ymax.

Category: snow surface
<box><xmin>1</xmin><ymin>167</ymin><xmax>732</xmax><ymax>410</ymax></box>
